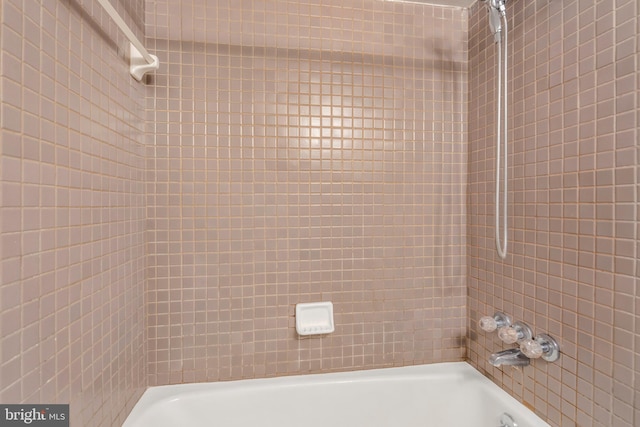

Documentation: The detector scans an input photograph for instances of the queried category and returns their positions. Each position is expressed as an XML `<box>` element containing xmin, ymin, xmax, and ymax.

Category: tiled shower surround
<box><xmin>0</xmin><ymin>0</ymin><xmax>146</xmax><ymax>426</ymax></box>
<box><xmin>144</xmin><ymin>0</ymin><xmax>468</xmax><ymax>385</ymax></box>
<box><xmin>468</xmin><ymin>1</ymin><xmax>639</xmax><ymax>427</ymax></box>
<box><xmin>0</xmin><ymin>1</ymin><xmax>638</xmax><ymax>427</ymax></box>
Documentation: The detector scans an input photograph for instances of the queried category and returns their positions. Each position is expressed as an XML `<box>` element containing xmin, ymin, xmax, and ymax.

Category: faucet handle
<box><xmin>479</xmin><ymin>312</ymin><xmax>511</xmax><ymax>332</ymax></box>
<box><xmin>497</xmin><ymin>326</ymin><xmax>519</xmax><ymax>344</ymax></box>
<box><xmin>520</xmin><ymin>339</ymin><xmax>543</xmax><ymax>358</ymax></box>
<box><xmin>519</xmin><ymin>334</ymin><xmax>561</xmax><ymax>362</ymax></box>
<box><xmin>497</xmin><ymin>321</ymin><xmax>533</xmax><ymax>344</ymax></box>
<box><xmin>479</xmin><ymin>316</ymin><xmax>498</xmax><ymax>332</ymax></box>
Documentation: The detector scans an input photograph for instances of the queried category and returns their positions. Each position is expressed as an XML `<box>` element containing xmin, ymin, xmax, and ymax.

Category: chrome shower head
<box><xmin>482</xmin><ymin>0</ymin><xmax>507</xmax><ymax>43</ymax></box>
<box><xmin>483</xmin><ymin>0</ymin><xmax>507</xmax><ymax>12</ymax></box>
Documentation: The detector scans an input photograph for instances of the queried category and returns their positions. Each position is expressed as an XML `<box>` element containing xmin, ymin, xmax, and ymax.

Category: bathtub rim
<box><xmin>123</xmin><ymin>361</ymin><xmax>550</xmax><ymax>427</ymax></box>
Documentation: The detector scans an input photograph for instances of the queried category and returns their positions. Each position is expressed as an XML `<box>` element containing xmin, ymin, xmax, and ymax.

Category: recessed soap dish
<box><xmin>295</xmin><ymin>302</ymin><xmax>335</xmax><ymax>336</ymax></box>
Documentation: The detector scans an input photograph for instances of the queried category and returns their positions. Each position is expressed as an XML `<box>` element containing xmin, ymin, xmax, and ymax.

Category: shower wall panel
<box><xmin>144</xmin><ymin>0</ymin><xmax>469</xmax><ymax>385</ymax></box>
<box><xmin>468</xmin><ymin>1</ymin><xmax>639</xmax><ymax>426</ymax></box>
<box><xmin>0</xmin><ymin>0</ymin><xmax>147</xmax><ymax>425</ymax></box>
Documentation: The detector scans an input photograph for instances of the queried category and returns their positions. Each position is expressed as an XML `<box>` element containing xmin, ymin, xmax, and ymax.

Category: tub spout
<box><xmin>489</xmin><ymin>348</ymin><xmax>530</xmax><ymax>367</ymax></box>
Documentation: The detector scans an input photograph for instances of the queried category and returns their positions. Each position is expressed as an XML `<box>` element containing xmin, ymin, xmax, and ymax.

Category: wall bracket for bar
<box><xmin>130</xmin><ymin>43</ymin><xmax>159</xmax><ymax>81</ymax></box>
<box><xmin>96</xmin><ymin>0</ymin><xmax>159</xmax><ymax>82</ymax></box>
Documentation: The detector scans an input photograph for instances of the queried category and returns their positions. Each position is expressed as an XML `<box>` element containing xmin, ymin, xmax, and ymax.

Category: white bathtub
<box><xmin>123</xmin><ymin>362</ymin><xmax>550</xmax><ymax>427</ymax></box>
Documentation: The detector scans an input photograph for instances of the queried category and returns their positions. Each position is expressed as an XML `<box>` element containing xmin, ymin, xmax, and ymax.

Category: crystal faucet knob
<box><xmin>478</xmin><ymin>312</ymin><xmax>511</xmax><ymax>333</ymax></box>
<box><xmin>519</xmin><ymin>334</ymin><xmax>561</xmax><ymax>362</ymax></box>
<box><xmin>497</xmin><ymin>321</ymin><xmax>533</xmax><ymax>344</ymax></box>
<box><xmin>479</xmin><ymin>316</ymin><xmax>498</xmax><ymax>332</ymax></box>
<box><xmin>498</xmin><ymin>326</ymin><xmax>520</xmax><ymax>344</ymax></box>
<box><xmin>520</xmin><ymin>339</ymin><xmax>544</xmax><ymax>358</ymax></box>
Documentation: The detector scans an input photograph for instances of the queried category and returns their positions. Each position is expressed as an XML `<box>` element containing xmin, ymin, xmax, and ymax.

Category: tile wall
<box><xmin>144</xmin><ymin>0</ymin><xmax>469</xmax><ymax>385</ymax></box>
<box><xmin>0</xmin><ymin>0</ymin><xmax>147</xmax><ymax>425</ymax></box>
<box><xmin>6</xmin><ymin>0</ymin><xmax>636</xmax><ymax>425</ymax></box>
<box><xmin>468</xmin><ymin>1</ymin><xmax>639</xmax><ymax>426</ymax></box>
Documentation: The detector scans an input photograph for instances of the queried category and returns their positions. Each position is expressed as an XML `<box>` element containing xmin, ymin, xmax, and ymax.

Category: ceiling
<box><xmin>381</xmin><ymin>0</ymin><xmax>477</xmax><ymax>8</ymax></box>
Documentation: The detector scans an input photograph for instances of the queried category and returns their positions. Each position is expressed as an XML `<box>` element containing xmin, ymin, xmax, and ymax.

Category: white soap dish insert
<box><xmin>296</xmin><ymin>302</ymin><xmax>334</xmax><ymax>336</ymax></box>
